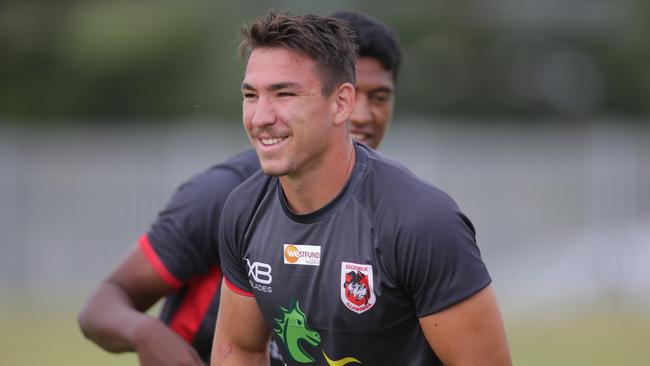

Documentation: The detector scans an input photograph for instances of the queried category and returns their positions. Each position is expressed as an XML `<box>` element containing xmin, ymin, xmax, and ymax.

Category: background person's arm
<box><xmin>419</xmin><ymin>284</ymin><xmax>512</xmax><ymax>366</ymax></box>
<box><xmin>78</xmin><ymin>244</ymin><xmax>205</xmax><ymax>366</ymax></box>
<box><xmin>211</xmin><ymin>282</ymin><xmax>271</xmax><ymax>366</ymax></box>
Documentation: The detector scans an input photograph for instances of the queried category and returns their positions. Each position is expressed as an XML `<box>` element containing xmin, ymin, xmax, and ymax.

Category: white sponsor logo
<box><xmin>245</xmin><ymin>258</ymin><xmax>272</xmax><ymax>293</ymax></box>
<box><xmin>283</xmin><ymin>244</ymin><xmax>321</xmax><ymax>266</ymax></box>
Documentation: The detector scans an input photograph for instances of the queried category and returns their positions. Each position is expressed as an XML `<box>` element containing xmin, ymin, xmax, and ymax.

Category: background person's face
<box><xmin>349</xmin><ymin>57</ymin><xmax>395</xmax><ymax>149</ymax></box>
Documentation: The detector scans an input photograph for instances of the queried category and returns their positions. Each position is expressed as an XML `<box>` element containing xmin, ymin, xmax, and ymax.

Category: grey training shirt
<box><xmin>219</xmin><ymin>142</ymin><xmax>491</xmax><ymax>365</ymax></box>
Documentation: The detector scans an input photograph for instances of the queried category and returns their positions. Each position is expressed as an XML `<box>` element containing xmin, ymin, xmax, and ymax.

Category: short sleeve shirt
<box><xmin>219</xmin><ymin>143</ymin><xmax>492</xmax><ymax>365</ymax></box>
<box><xmin>138</xmin><ymin>149</ymin><xmax>260</xmax><ymax>362</ymax></box>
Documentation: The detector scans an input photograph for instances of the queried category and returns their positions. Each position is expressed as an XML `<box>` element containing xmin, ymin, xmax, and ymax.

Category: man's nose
<box><xmin>350</xmin><ymin>94</ymin><xmax>372</xmax><ymax>126</ymax></box>
<box><xmin>251</xmin><ymin>96</ymin><xmax>276</xmax><ymax>127</ymax></box>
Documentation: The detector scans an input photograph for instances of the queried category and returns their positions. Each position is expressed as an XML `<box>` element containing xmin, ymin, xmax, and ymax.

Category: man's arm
<box><xmin>419</xmin><ymin>284</ymin><xmax>512</xmax><ymax>366</ymax></box>
<box><xmin>78</xmin><ymin>244</ymin><xmax>205</xmax><ymax>366</ymax></box>
<box><xmin>211</xmin><ymin>282</ymin><xmax>271</xmax><ymax>366</ymax></box>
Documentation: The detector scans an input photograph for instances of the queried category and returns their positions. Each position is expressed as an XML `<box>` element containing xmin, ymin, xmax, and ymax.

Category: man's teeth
<box><xmin>261</xmin><ymin>137</ymin><xmax>285</xmax><ymax>145</ymax></box>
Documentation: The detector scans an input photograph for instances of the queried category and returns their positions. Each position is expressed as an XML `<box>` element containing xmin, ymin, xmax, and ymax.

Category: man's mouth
<box><xmin>260</xmin><ymin>137</ymin><xmax>286</xmax><ymax>146</ymax></box>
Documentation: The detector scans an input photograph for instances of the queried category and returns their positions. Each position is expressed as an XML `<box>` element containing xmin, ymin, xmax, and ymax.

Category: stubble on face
<box><xmin>242</xmin><ymin>47</ymin><xmax>333</xmax><ymax>178</ymax></box>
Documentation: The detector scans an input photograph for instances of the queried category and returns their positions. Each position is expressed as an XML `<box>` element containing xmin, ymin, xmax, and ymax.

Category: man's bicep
<box><xmin>211</xmin><ymin>281</ymin><xmax>270</xmax><ymax>365</ymax></box>
<box><xmin>419</xmin><ymin>284</ymin><xmax>512</xmax><ymax>366</ymax></box>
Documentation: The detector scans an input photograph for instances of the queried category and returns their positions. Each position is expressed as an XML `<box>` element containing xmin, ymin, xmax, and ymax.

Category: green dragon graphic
<box><xmin>274</xmin><ymin>299</ymin><xmax>362</xmax><ymax>365</ymax></box>
<box><xmin>274</xmin><ymin>299</ymin><xmax>321</xmax><ymax>363</ymax></box>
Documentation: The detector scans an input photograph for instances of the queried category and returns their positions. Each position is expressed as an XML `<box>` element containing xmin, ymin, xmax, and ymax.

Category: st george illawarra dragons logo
<box><xmin>340</xmin><ymin>262</ymin><xmax>376</xmax><ymax>314</ymax></box>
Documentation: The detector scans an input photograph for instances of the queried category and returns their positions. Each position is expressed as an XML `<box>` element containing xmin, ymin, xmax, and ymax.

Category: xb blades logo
<box><xmin>245</xmin><ymin>258</ymin><xmax>272</xmax><ymax>284</ymax></box>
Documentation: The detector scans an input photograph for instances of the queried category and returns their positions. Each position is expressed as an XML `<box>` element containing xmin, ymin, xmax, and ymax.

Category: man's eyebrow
<box><xmin>367</xmin><ymin>86</ymin><xmax>394</xmax><ymax>94</ymax></box>
<box><xmin>267</xmin><ymin>82</ymin><xmax>301</xmax><ymax>91</ymax></box>
<box><xmin>241</xmin><ymin>82</ymin><xmax>301</xmax><ymax>92</ymax></box>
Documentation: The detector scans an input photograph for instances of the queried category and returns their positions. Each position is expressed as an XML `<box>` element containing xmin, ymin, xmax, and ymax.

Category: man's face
<box><xmin>242</xmin><ymin>47</ymin><xmax>338</xmax><ymax>177</ymax></box>
<box><xmin>349</xmin><ymin>57</ymin><xmax>395</xmax><ymax>149</ymax></box>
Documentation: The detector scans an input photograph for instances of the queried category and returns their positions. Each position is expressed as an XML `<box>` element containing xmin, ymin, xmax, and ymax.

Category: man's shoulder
<box><xmin>220</xmin><ymin>149</ymin><xmax>260</xmax><ymax>176</ymax></box>
<box><xmin>358</xmin><ymin>148</ymin><xmax>477</xmax><ymax>269</ymax></box>
<box><xmin>181</xmin><ymin>149</ymin><xmax>259</xmax><ymax>191</ymax></box>
<box><xmin>219</xmin><ymin>170</ymin><xmax>274</xmax><ymax>238</ymax></box>
<box><xmin>158</xmin><ymin>149</ymin><xmax>259</xmax><ymax>216</ymax></box>
<box><xmin>222</xmin><ymin>168</ymin><xmax>274</xmax><ymax>212</ymax></box>
<box><xmin>363</xmin><ymin>146</ymin><xmax>454</xmax><ymax>203</ymax></box>
<box><xmin>201</xmin><ymin>149</ymin><xmax>260</xmax><ymax>181</ymax></box>
<box><xmin>227</xmin><ymin>168</ymin><xmax>273</xmax><ymax>203</ymax></box>
<box><xmin>359</xmin><ymin>145</ymin><xmax>462</xmax><ymax>227</ymax></box>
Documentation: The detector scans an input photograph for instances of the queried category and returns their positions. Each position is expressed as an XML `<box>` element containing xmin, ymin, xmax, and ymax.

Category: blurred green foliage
<box><xmin>1</xmin><ymin>0</ymin><xmax>649</xmax><ymax>124</ymax></box>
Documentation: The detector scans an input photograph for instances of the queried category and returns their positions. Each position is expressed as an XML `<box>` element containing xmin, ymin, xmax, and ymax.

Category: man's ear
<box><xmin>332</xmin><ymin>82</ymin><xmax>355</xmax><ymax>126</ymax></box>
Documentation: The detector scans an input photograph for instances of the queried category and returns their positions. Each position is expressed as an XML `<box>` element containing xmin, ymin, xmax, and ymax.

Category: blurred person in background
<box><xmin>211</xmin><ymin>10</ymin><xmax>510</xmax><ymax>366</ymax></box>
<box><xmin>77</xmin><ymin>10</ymin><xmax>401</xmax><ymax>366</ymax></box>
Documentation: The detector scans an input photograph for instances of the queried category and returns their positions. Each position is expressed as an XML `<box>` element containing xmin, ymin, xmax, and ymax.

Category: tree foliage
<box><xmin>0</xmin><ymin>0</ymin><xmax>648</xmax><ymax>124</ymax></box>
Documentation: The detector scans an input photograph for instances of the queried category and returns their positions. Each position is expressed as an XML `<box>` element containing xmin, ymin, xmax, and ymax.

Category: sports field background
<box><xmin>1</xmin><ymin>121</ymin><xmax>649</xmax><ymax>365</ymax></box>
<box><xmin>2</xmin><ymin>1</ymin><xmax>650</xmax><ymax>364</ymax></box>
<box><xmin>2</xmin><ymin>297</ymin><xmax>649</xmax><ymax>365</ymax></box>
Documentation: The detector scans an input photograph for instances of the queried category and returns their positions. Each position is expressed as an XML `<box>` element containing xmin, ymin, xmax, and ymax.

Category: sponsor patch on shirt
<box><xmin>340</xmin><ymin>262</ymin><xmax>376</xmax><ymax>314</ymax></box>
<box><xmin>245</xmin><ymin>258</ymin><xmax>273</xmax><ymax>293</ymax></box>
<box><xmin>283</xmin><ymin>244</ymin><xmax>321</xmax><ymax>266</ymax></box>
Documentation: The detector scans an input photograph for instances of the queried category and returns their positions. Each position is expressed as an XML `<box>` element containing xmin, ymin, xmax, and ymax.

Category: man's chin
<box><xmin>259</xmin><ymin>162</ymin><xmax>289</xmax><ymax>177</ymax></box>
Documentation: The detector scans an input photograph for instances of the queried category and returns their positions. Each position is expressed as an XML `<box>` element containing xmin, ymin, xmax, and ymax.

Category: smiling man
<box><xmin>240</xmin><ymin>45</ymin><xmax>350</xmax><ymax>183</ymax></box>
<box><xmin>77</xmin><ymin>11</ymin><xmax>404</xmax><ymax>366</ymax></box>
<box><xmin>211</xmin><ymin>11</ymin><xmax>511</xmax><ymax>366</ymax></box>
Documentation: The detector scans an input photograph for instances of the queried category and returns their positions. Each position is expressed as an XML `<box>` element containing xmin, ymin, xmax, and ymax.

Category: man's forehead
<box><xmin>246</xmin><ymin>48</ymin><xmax>315</xmax><ymax>73</ymax></box>
<box><xmin>243</xmin><ymin>47</ymin><xmax>322</xmax><ymax>89</ymax></box>
<box><xmin>355</xmin><ymin>57</ymin><xmax>394</xmax><ymax>91</ymax></box>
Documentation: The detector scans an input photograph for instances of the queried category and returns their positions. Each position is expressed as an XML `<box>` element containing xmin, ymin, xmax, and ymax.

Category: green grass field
<box><xmin>1</xmin><ymin>303</ymin><xmax>648</xmax><ymax>365</ymax></box>
<box><xmin>506</xmin><ymin>307</ymin><xmax>650</xmax><ymax>365</ymax></box>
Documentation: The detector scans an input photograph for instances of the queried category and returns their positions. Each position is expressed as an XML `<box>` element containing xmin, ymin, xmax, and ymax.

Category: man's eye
<box><xmin>243</xmin><ymin>93</ymin><xmax>257</xmax><ymax>99</ymax></box>
<box><xmin>277</xmin><ymin>92</ymin><xmax>295</xmax><ymax>97</ymax></box>
<box><xmin>370</xmin><ymin>94</ymin><xmax>390</xmax><ymax>103</ymax></box>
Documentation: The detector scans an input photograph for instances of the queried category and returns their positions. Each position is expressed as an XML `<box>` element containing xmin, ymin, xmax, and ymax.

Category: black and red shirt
<box><xmin>139</xmin><ymin>149</ymin><xmax>259</xmax><ymax>363</ymax></box>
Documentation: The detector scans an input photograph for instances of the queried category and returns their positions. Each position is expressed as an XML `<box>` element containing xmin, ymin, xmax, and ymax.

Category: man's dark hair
<box><xmin>239</xmin><ymin>11</ymin><xmax>358</xmax><ymax>95</ymax></box>
<box><xmin>331</xmin><ymin>11</ymin><xmax>402</xmax><ymax>81</ymax></box>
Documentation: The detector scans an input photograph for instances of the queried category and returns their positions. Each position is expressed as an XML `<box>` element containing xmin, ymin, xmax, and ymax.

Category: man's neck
<box><xmin>280</xmin><ymin>139</ymin><xmax>356</xmax><ymax>215</ymax></box>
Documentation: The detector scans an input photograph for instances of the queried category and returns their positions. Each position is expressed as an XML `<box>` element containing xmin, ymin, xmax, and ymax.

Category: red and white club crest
<box><xmin>340</xmin><ymin>261</ymin><xmax>376</xmax><ymax>314</ymax></box>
